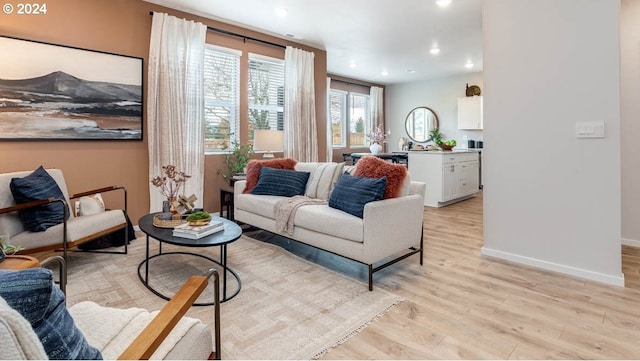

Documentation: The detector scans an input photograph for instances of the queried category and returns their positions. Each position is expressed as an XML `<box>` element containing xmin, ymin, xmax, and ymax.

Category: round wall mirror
<box><xmin>405</xmin><ymin>106</ymin><xmax>439</xmax><ymax>143</ymax></box>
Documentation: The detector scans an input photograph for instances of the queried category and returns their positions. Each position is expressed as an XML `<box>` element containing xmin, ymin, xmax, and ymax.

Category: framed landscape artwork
<box><xmin>0</xmin><ymin>36</ymin><xmax>143</xmax><ymax>140</ymax></box>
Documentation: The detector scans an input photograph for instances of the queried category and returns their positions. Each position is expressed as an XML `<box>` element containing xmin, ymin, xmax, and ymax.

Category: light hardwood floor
<box><xmin>265</xmin><ymin>191</ymin><xmax>640</xmax><ymax>359</ymax></box>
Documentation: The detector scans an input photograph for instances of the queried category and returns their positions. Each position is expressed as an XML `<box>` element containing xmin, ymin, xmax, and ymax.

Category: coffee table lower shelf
<box><xmin>137</xmin><ymin>250</ymin><xmax>241</xmax><ymax>306</ymax></box>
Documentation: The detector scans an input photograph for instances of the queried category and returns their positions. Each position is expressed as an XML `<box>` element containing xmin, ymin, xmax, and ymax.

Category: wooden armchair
<box><xmin>0</xmin><ymin>169</ymin><xmax>129</xmax><ymax>261</ymax></box>
<box><xmin>0</xmin><ymin>269</ymin><xmax>221</xmax><ymax>360</ymax></box>
<box><xmin>117</xmin><ymin>269</ymin><xmax>221</xmax><ymax>359</ymax></box>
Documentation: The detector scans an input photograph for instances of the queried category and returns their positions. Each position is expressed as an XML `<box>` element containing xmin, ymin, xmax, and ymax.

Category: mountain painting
<box><xmin>0</xmin><ymin>36</ymin><xmax>142</xmax><ymax>140</ymax></box>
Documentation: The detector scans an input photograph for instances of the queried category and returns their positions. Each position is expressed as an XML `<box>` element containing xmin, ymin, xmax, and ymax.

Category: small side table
<box><xmin>0</xmin><ymin>255</ymin><xmax>40</xmax><ymax>270</ymax></box>
<box><xmin>220</xmin><ymin>185</ymin><xmax>235</xmax><ymax>221</ymax></box>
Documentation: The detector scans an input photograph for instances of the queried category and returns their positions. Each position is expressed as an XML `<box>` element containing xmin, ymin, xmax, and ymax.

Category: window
<box><xmin>247</xmin><ymin>54</ymin><xmax>284</xmax><ymax>142</ymax></box>
<box><xmin>204</xmin><ymin>45</ymin><xmax>241</xmax><ymax>152</ymax></box>
<box><xmin>349</xmin><ymin>93</ymin><xmax>369</xmax><ymax>147</ymax></box>
<box><xmin>329</xmin><ymin>89</ymin><xmax>370</xmax><ymax>148</ymax></box>
<box><xmin>329</xmin><ymin>90</ymin><xmax>346</xmax><ymax>147</ymax></box>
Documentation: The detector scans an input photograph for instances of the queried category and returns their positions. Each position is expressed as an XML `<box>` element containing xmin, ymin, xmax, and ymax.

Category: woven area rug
<box><xmin>64</xmin><ymin>234</ymin><xmax>404</xmax><ymax>359</ymax></box>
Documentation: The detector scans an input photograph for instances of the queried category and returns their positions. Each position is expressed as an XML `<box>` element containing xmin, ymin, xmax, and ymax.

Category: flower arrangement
<box><xmin>150</xmin><ymin>165</ymin><xmax>191</xmax><ymax>201</ymax></box>
<box><xmin>367</xmin><ymin>125</ymin><xmax>388</xmax><ymax>144</ymax></box>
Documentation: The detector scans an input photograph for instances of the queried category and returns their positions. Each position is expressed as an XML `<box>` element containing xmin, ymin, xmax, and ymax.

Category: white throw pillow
<box><xmin>295</xmin><ymin>162</ymin><xmax>344</xmax><ymax>200</ymax></box>
<box><xmin>77</xmin><ymin>194</ymin><xmax>105</xmax><ymax>216</ymax></box>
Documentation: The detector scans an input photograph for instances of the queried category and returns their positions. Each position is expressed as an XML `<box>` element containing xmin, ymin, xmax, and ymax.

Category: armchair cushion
<box><xmin>9</xmin><ymin>166</ymin><xmax>69</xmax><ymax>232</ymax></box>
<box><xmin>0</xmin><ymin>268</ymin><xmax>102</xmax><ymax>360</ymax></box>
<box><xmin>328</xmin><ymin>173</ymin><xmax>386</xmax><ymax>218</ymax></box>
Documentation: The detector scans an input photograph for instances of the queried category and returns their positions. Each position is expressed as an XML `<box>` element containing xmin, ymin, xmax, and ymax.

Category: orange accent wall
<box><xmin>0</xmin><ymin>0</ymin><xmax>327</xmax><ymax>224</ymax></box>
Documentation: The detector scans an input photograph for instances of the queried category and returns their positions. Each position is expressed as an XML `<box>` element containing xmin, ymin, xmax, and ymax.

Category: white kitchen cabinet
<box><xmin>458</xmin><ymin>96</ymin><xmax>483</xmax><ymax>130</ymax></box>
<box><xmin>408</xmin><ymin>150</ymin><xmax>480</xmax><ymax>207</ymax></box>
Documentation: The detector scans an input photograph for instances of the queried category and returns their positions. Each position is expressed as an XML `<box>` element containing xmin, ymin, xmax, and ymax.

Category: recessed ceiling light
<box><xmin>275</xmin><ymin>8</ymin><xmax>288</xmax><ymax>17</ymax></box>
<box><xmin>465</xmin><ymin>61</ymin><xmax>474</xmax><ymax>69</ymax></box>
<box><xmin>381</xmin><ymin>71</ymin><xmax>389</xmax><ymax>76</ymax></box>
<box><xmin>284</xmin><ymin>33</ymin><xmax>296</xmax><ymax>38</ymax></box>
<box><xmin>349</xmin><ymin>62</ymin><xmax>357</xmax><ymax>68</ymax></box>
<box><xmin>407</xmin><ymin>69</ymin><xmax>416</xmax><ymax>73</ymax></box>
<box><xmin>436</xmin><ymin>0</ymin><xmax>452</xmax><ymax>8</ymax></box>
<box><xmin>430</xmin><ymin>47</ymin><xmax>440</xmax><ymax>55</ymax></box>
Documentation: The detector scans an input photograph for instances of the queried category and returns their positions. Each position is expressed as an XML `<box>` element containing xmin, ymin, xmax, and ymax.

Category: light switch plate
<box><xmin>575</xmin><ymin>121</ymin><xmax>605</xmax><ymax>138</ymax></box>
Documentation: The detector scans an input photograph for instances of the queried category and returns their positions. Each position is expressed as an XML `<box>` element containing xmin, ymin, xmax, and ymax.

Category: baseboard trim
<box><xmin>480</xmin><ymin>246</ymin><xmax>625</xmax><ymax>287</ymax></box>
<box><xmin>622</xmin><ymin>237</ymin><xmax>640</xmax><ymax>247</ymax></box>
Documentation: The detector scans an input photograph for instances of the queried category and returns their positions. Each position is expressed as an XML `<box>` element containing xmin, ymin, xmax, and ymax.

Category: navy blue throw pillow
<box><xmin>251</xmin><ymin>167</ymin><xmax>310</xmax><ymax>197</ymax></box>
<box><xmin>10</xmin><ymin>166</ymin><xmax>70</xmax><ymax>232</ymax></box>
<box><xmin>0</xmin><ymin>268</ymin><xmax>102</xmax><ymax>360</ymax></box>
<box><xmin>329</xmin><ymin>173</ymin><xmax>387</xmax><ymax>218</ymax></box>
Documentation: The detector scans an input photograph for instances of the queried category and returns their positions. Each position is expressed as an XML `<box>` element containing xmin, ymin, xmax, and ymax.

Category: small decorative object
<box><xmin>367</xmin><ymin>125</ymin><xmax>388</xmax><ymax>155</ymax></box>
<box><xmin>439</xmin><ymin>140</ymin><xmax>457</xmax><ymax>151</ymax></box>
<box><xmin>186</xmin><ymin>211</ymin><xmax>212</xmax><ymax>226</ymax></box>
<box><xmin>151</xmin><ymin>165</ymin><xmax>191</xmax><ymax>209</ymax></box>
<box><xmin>174</xmin><ymin>194</ymin><xmax>198</xmax><ymax>215</ymax></box>
<box><xmin>465</xmin><ymin>83</ymin><xmax>481</xmax><ymax>97</ymax></box>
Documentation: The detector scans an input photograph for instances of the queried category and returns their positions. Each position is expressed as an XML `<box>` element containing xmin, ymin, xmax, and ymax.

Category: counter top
<box><xmin>409</xmin><ymin>149</ymin><xmax>480</xmax><ymax>154</ymax></box>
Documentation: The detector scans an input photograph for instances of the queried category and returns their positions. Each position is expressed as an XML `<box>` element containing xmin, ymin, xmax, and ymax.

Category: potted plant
<box><xmin>218</xmin><ymin>139</ymin><xmax>254</xmax><ymax>184</ymax></box>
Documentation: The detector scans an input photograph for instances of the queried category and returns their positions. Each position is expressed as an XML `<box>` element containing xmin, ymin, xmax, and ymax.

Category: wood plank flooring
<box><xmin>259</xmin><ymin>191</ymin><xmax>640</xmax><ymax>359</ymax></box>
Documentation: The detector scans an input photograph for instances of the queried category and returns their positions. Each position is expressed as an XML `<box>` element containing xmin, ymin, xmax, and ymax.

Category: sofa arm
<box><xmin>361</xmin><ymin>194</ymin><xmax>424</xmax><ymax>264</ymax></box>
<box><xmin>233</xmin><ymin>180</ymin><xmax>247</xmax><ymax>195</ymax></box>
<box><xmin>118</xmin><ymin>269</ymin><xmax>221</xmax><ymax>360</ymax></box>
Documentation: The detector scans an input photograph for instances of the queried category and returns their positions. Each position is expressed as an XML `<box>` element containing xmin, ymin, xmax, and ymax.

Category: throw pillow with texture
<box><xmin>244</xmin><ymin>158</ymin><xmax>298</xmax><ymax>194</ymax></box>
<box><xmin>10</xmin><ymin>166</ymin><xmax>70</xmax><ymax>232</ymax></box>
<box><xmin>77</xmin><ymin>193</ymin><xmax>105</xmax><ymax>216</ymax></box>
<box><xmin>353</xmin><ymin>156</ymin><xmax>408</xmax><ymax>199</ymax></box>
<box><xmin>328</xmin><ymin>173</ymin><xmax>386</xmax><ymax>218</ymax></box>
<box><xmin>295</xmin><ymin>162</ymin><xmax>345</xmax><ymax>200</ymax></box>
<box><xmin>0</xmin><ymin>269</ymin><xmax>102</xmax><ymax>360</ymax></box>
<box><xmin>251</xmin><ymin>167</ymin><xmax>310</xmax><ymax>197</ymax></box>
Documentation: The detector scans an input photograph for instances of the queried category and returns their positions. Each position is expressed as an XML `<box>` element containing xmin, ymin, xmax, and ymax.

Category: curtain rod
<box><xmin>149</xmin><ymin>11</ymin><xmax>286</xmax><ymax>50</ymax></box>
<box><xmin>330</xmin><ymin>77</ymin><xmax>374</xmax><ymax>88</ymax></box>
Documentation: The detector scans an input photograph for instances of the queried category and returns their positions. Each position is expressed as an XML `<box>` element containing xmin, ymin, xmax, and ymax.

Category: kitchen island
<box><xmin>408</xmin><ymin>149</ymin><xmax>480</xmax><ymax>207</ymax></box>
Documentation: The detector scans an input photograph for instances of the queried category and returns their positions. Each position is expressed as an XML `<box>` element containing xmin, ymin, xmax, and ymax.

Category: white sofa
<box><xmin>234</xmin><ymin>162</ymin><xmax>426</xmax><ymax>290</ymax></box>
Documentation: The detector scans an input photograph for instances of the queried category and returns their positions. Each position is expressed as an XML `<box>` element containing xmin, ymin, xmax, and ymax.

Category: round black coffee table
<box><xmin>138</xmin><ymin>213</ymin><xmax>242</xmax><ymax>305</ymax></box>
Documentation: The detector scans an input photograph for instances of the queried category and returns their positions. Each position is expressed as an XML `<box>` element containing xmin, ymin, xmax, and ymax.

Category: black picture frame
<box><xmin>0</xmin><ymin>35</ymin><xmax>143</xmax><ymax>141</ymax></box>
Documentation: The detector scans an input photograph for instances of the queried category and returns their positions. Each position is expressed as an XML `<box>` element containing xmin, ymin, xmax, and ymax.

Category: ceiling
<box><xmin>143</xmin><ymin>0</ymin><xmax>483</xmax><ymax>85</ymax></box>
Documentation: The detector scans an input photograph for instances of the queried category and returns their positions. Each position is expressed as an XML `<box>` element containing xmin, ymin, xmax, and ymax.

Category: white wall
<box><xmin>386</xmin><ymin>72</ymin><xmax>483</xmax><ymax>152</ymax></box>
<box><xmin>482</xmin><ymin>0</ymin><xmax>622</xmax><ymax>285</ymax></box>
<box><xmin>621</xmin><ymin>0</ymin><xmax>640</xmax><ymax>247</ymax></box>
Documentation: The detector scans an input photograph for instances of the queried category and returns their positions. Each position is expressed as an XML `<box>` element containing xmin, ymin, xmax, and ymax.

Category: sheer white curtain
<box><xmin>369</xmin><ymin>85</ymin><xmax>384</xmax><ymax>136</ymax></box>
<box><xmin>326</xmin><ymin>77</ymin><xmax>333</xmax><ymax>162</ymax></box>
<box><xmin>148</xmin><ymin>13</ymin><xmax>206</xmax><ymax>212</ymax></box>
<box><xmin>284</xmin><ymin>46</ymin><xmax>317</xmax><ymax>162</ymax></box>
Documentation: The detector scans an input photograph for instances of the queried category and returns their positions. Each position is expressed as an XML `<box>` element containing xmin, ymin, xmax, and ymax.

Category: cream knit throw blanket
<box><xmin>275</xmin><ymin>195</ymin><xmax>327</xmax><ymax>236</ymax></box>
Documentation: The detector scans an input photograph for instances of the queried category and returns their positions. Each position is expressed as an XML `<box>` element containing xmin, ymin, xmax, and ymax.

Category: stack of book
<box><xmin>172</xmin><ymin>220</ymin><xmax>224</xmax><ymax>239</ymax></box>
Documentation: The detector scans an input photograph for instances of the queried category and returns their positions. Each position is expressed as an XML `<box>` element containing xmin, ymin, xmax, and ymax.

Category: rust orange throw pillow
<box><xmin>243</xmin><ymin>158</ymin><xmax>298</xmax><ymax>194</ymax></box>
<box><xmin>353</xmin><ymin>156</ymin><xmax>407</xmax><ymax>199</ymax></box>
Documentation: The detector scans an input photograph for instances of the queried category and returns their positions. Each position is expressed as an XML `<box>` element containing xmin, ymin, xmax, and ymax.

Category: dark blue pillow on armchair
<box><xmin>0</xmin><ymin>268</ymin><xmax>102</xmax><ymax>360</ymax></box>
<box><xmin>10</xmin><ymin>166</ymin><xmax>70</xmax><ymax>232</ymax></box>
<box><xmin>251</xmin><ymin>167</ymin><xmax>310</xmax><ymax>197</ymax></box>
<box><xmin>329</xmin><ymin>173</ymin><xmax>387</xmax><ymax>218</ymax></box>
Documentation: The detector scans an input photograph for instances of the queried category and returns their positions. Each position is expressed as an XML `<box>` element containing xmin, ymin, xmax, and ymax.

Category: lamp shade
<box><xmin>253</xmin><ymin>129</ymin><xmax>284</xmax><ymax>158</ymax></box>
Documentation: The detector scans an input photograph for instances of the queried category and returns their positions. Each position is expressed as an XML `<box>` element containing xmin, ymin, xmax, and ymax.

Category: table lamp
<box><xmin>253</xmin><ymin>129</ymin><xmax>284</xmax><ymax>158</ymax></box>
